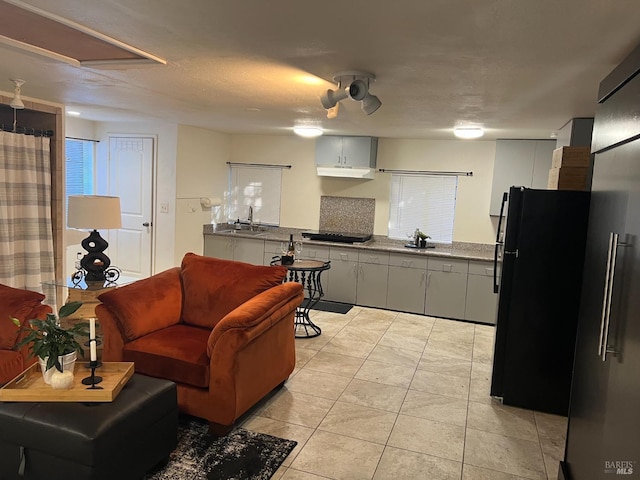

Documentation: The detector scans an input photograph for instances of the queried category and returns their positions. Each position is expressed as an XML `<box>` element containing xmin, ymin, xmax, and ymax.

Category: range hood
<box><xmin>316</xmin><ymin>166</ymin><xmax>376</xmax><ymax>179</ymax></box>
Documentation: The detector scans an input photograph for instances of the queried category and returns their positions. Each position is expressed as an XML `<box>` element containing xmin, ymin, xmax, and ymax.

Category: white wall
<box><xmin>65</xmin><ymin>119</ymin><xmax>498</xmax><ymax>279</ymax></box>
<box><xmin>174</xmin><ymin>125</ymin><xmax>230</xmax><ymax>262</ymax></box>
<box><xmin>229</xmin><ymin>135</ymin><xmax>497</xmax><ymax>244</ymax></box>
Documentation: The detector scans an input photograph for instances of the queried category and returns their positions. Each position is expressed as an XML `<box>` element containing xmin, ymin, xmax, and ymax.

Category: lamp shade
<box><xmin>68</xmin><ymin>195</ymin><xmax>122</xmax><ymax>230</ymax></box>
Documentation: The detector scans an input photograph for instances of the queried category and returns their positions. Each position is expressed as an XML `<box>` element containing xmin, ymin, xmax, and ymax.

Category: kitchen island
<box><xmin>203</xmin><ymin>224</ymin><xmax>498</xmax><ymax>324</ymax></box>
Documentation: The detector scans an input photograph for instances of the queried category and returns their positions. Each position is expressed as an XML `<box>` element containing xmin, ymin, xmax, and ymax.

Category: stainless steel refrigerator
<box><xmin>491</xmin><ymin>186</ymin><xmax>590</xmax><ymax>415</ymax></box>
<box><xmin>560</xmin><ymin>43</ymin><xmax>640</xmax><ymax>480</ymax></box>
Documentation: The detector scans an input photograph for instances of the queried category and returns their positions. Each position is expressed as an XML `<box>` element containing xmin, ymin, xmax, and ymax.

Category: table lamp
<box><xmin>67</xmin><ymin>195</ymin><xmax>122</xmax><ymax>283</ymax></box>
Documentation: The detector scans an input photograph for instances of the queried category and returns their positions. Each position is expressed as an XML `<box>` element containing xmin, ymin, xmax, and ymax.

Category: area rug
<box><xmin>310</xmin><ymin>300</ymin><xmax>352</xmax><ymax>314</ymax></box>
<box><xmin>144</xmin><ymin>416</ymin><xmax>297</xmax><ymax>480</ymax></box>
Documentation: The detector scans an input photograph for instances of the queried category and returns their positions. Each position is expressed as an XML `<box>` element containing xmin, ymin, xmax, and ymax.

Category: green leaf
<box><xmin>58</xmin><ymin>302</ymin><xmax>82</xmax><ymax>318</ymax></box>
<box><xmin>10</xmin><ymin>317</ymin><xmax>21</xmax><ymax>327</ymax></box>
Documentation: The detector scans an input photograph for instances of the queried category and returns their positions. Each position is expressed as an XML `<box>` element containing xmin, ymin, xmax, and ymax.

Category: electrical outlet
<box><xmin>160</xmin><ymin>203</ymin><xmax>169</xmax><ymax>213</ymax></box>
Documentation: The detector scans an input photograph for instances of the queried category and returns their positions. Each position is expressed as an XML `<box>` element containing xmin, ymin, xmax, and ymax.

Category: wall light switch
<box><xmin>160</xmin><ymin>203</ymin><xmax>169</xmax><ymax>213</ymax></box>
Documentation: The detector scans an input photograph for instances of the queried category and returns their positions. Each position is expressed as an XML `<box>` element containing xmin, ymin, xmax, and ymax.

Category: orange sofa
<box><xmin>96</xmin><ymin>253</ymin><xmax>303</xmax><ymax>431</ymax></box>
<box><xmin>0</xmin><ymin>284</ymin><xmax>52</xmax><ymax>386</ymax></box>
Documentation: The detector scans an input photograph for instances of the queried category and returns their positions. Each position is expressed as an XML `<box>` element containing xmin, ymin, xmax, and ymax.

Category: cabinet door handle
<box><xmin>427</xmin><ymin>272</ymin><xmax>432</xmax><ymax>287</ymax></box>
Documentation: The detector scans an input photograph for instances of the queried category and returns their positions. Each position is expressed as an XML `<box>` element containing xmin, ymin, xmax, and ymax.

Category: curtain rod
<box><xmin>0</xmin><ymin>124</ymin><xmax>54</xmax><ymax>137</ymax></box>
<box><xmin>227</xmin><ymin>162</ymin><xmax>292</xmax><ymax>169</ymax></box>
<box><xmin>66</xmin><ymin>136</ymin><xmax>100</xmax><ymax>143</ymax></box>
<box><xmin>378</xmin><ymin>168</ymin><xmax>473</xmax><ymax>176</ymax></box>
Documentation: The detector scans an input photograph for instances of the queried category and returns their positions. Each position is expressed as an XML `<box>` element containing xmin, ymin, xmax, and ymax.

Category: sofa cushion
<box><xmin>0</xmin><ymin>285</ymin><xmax>46</xmax><ymax>350</ymax></box>
<box><xmin>98</xmin><ymin>268</ymin><xmax>183</xmax><ymax>341</ymax></box>
<box><xmin>122</xmin><ymin>324</ymin><xmax>211</xmax><ymax>388</ymax></box>
<box><xmin>180</xmin><ymin>253</ymin><xmax>287</xmax><ymax>329</ymax></box>
<box><xmin>0</xmin><ymin>349</ymin><xmax>24</xmax><ymax>386</ymax></box>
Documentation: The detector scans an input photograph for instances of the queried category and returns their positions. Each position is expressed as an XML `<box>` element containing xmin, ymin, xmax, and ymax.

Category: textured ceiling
<box><xmin>1</xmin><ymin>0</ymin><xmax>639</xmax><ymax>140</ymax></box>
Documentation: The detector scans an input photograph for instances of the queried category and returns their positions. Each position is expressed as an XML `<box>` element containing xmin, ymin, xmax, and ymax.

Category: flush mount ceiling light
<box><xmin>453</xmin><ymin>126</ymin><xmax>484</xmax><ymax>139</ymax></box>
<box><xmin>293</xmin><ymin>126</ymin><xmax>323</xmax><ymax>138</ymax></box>
<box><xmin>320</xmin><ymin>71</ymin><xmax>382</xmax><ymax>116</ymax></box>
<box><xmin>9</xmin><ymin>79</ymin><xmax>25</xmax><ymax>109</ymax></box>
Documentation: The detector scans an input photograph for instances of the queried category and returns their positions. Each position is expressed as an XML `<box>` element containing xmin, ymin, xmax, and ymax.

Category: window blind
<box><xmin>228</xmin><ymin>165</ymin><xmax>282</xmax><ymax>225</ymax></box>
<box><xmin>388</xmin><ymin>174</ymin><xmax>458</xmax><ymax>244</ymax></box>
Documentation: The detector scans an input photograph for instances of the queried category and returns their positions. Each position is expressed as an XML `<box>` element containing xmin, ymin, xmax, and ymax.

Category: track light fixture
<box><xmin>9</xmin><ymin>79</ymin><xmax>25</xmax><ymax>110</ymax></box>
<box><xmin>320</xmin><ymin>71</ymin><xmax>381</xmax><ymax>116</ymax></box>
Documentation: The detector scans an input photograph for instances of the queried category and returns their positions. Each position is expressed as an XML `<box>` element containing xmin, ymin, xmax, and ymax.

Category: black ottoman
<box><xmin>0</xmin><ymin>374</ymin><xmax>178</xmax><ymax>480</ymax></box>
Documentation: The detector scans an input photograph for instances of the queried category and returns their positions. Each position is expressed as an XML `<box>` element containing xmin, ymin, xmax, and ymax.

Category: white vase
<box><xmin>38</xmin><ymin>351</ymin><xmax>77</xmax><ymax>385</ymax></box>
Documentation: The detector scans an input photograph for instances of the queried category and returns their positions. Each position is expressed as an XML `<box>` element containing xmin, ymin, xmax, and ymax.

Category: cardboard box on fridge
<box><xmin>548</xmin><ymin>166</ymin><xmax>590</xmax><ymax>191</ymax></box>
<box><xmin>552</xmin><ymin>146</ymin><xmax>592</xmax><ymax>168</ymax></box>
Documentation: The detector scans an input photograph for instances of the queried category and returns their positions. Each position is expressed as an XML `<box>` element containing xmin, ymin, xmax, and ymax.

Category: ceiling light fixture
<box><xmin>320</xmin><ymin>71</ymin><xmax>382</xmax><ymax>116</ymax></box>
<box><xmin>293</xmin><ymin>126</ymin><xmax>323</xmax><ymax>138</ymax></box>
<box><xmin>66</xmin><ymin>110</ymin><xmax>81</xmax><ymax>116</ymax></box>
<box><xmin>453</xmin><ymin>126</ymin><xmax>484</xmax><ymax>139</ymax></box>
<box><xmin>9</xmin><ymin>79</ymin><xmax>25</xmax><ymax>109</ymax></box>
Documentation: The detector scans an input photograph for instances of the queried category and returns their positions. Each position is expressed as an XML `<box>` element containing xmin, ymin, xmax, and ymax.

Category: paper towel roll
<box><xmin>200</xmin><ymin>197</ymin><xmax>222</xmax><ymax>208</ymax></box>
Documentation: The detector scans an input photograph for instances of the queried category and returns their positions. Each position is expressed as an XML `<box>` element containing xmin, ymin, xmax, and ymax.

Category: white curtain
<box><xmin>0</xmin><ymin>131</ymin><xmax>56</xmax><ymax>300</ymax></box>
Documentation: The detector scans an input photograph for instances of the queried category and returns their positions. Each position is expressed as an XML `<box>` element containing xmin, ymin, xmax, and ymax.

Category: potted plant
<box><xmin>417</xmin><ymin>231</ymin><xmax>431</xmax><ymax>248</ymax></box>
<box><xmin>11</xmin><ymin>301</ymin><xmax>89</xmax><ymax>385</ymax></box>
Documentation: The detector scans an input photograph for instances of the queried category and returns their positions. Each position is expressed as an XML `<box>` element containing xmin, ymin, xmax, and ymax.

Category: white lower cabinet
<box><xmin>386</xmin><ymin>253</ymin><xmax>428</xmax><ymax>314</ymax></box>
<box><xmin>324</xmin><ymin>247</ymin><xmax>358</xmax><ymax>303</ymax></box>
<box><xmin>464</xmin><ymin>261</ymin><xmax>498</xmax><ymax>324</ymax></box>
<box><xmin>356</xmin><ymin>252</ymin><xmax>389</xmax><ymax>308</ymax></box>
<box><xmin>233</xmin><ymin>238</ymin><xmax>265</xmax><ymax>265</ymax></box>
<box><xmin>425</xmin><ymin>258</ymin><xmax>469</xmax><ymax>319</ymax></box>
<box><xmin>204</xmin><ymin>235</ymin><xmax>233</xmax><ymax>260</ymax></box>
<box><xmin>203</xmin><ymin>235</ymin><xmax>264</xmax><ymax>265</ymax></box>
<box><xmin>204</xmin><ymin>234</ymin><xmax>498</xmax><ymax>324</ymax></box>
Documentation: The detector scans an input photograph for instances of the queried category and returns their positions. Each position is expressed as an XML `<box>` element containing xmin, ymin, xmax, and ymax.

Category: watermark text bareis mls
<box><xmin>604</xmin><ymin>460</ymin><xmax>635</xmax><ymax>475</ymax></box>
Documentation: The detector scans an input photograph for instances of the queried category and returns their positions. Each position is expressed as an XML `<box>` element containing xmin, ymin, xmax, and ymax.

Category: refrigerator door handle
<box><xmin>495</xmin><ymin>192</ymin><xmax>508</xmax><ymax>243</ymax></box>
<box><xmin>493</xmin><ymin>241</ymin><xmax>501</xmax><ymax>293</ymax></box>
<box><xmin>598</xmin><ymin>233</ymin><xmax>615</xmax><ymax>357</ymax></box>
<box><xmin>600</xmin><ymin>232</ymin><xmax>621</xmax><ymax>361</ymax></box>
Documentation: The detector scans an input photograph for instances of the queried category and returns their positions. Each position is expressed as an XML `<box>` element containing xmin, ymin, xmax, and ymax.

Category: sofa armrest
<box><xmin>95</xmin><ymin>304</ymin><xmax>126</xmax><ymax>361</ymax></box>
<box><xmin>206</xmin><ymin>282</ymin><xmax>303</xmax><ymax>357</ymax></box>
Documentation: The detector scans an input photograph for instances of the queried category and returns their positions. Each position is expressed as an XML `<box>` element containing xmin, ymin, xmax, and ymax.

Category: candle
<box><xmin>90</xmin><ymin>340</ymin><xmax>97</xmax><ymax>362</ymax></box>
<box><xmin>89</xmin><ymin>318</ymin><xmax>97</xmax><ymax>362</ymax></box>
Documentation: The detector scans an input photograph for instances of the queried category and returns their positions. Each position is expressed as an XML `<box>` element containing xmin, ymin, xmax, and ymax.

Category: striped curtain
<box><xmin>0</xmin><ymin>131</ymin><xmax>56</xmax><ymax>303</ymax></box>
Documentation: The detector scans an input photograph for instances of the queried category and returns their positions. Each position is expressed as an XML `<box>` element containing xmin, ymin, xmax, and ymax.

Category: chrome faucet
<box><xmin>248</xmin><ymin>206</ymin><xmax>253</xmax><ymax>228</ymax></box>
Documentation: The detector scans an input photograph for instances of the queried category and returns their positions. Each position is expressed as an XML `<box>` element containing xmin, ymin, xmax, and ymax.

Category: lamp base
<box><xmin>80</xmin><ymin>230</ymin><xmax>111</xmax><ymax>282</ymax></box>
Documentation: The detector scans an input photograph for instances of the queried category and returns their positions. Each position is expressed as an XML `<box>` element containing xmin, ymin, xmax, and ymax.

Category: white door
<box><xmin>106</xmin><ymin>136</ymin><xmax>154</xmax><ymax>279</ymax></box>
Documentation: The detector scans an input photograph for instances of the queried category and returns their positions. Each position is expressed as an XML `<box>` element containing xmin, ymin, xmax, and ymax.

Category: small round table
<box><xmin>279</xmin><ymin>259</ymin><xmax>331</xmax><ymax>338</ymax></box>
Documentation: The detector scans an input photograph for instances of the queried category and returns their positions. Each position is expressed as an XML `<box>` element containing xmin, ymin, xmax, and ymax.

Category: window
<box><xmin>228</xmin><ymin>165</ymin><xmax>282</xmax><ymax>225</ymax></box>
<box><xmin>65</xmin><ymin>138</ymin><xmax>95</xmax><ymax>204</ymax></box>
<box><xmin>388</xmin><ymin>174</ymin><xmax>458</xmax><ymax>244</ymax></box>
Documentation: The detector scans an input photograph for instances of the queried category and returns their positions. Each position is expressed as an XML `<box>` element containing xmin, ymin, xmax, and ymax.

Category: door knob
<box><xmin>142</xmin><ymin>222</ymin><xmax>151</xmax><ymax>227</ymax></box>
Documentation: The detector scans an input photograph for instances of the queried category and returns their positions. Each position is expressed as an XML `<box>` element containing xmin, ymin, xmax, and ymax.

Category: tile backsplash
<box><xmin>319</xmin><ymin>196</ymin><xmax>375</xmax><ymax>234</ymax></box>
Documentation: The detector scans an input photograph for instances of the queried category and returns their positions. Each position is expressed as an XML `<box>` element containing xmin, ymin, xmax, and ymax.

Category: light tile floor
<box><xmin>240</xmin><ymin>306</ymin><xmax>567</xmax><ymax>480</ymax></box>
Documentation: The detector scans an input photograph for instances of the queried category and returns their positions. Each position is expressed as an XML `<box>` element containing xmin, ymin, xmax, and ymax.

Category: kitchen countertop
<box><xmin>203</xmin><ymin>224</ymin><xmax>496</xmax><ymax>262</ymax></box>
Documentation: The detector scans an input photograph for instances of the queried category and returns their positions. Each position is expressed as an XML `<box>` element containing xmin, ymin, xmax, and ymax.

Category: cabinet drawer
<box><xmin>427</xmin><ymin>258</ymin><xmax>468</xmax><ymax>274</ymax></box>
<box><xmin>303</xmin><ymin>244</ymin><xmax>330</xmax><ymax>261</ymax></box>
<box><xmin>388</xmin><ymin>253</ymin><xmax>428</xmax><ymax>270</ymax></box>
<box><xmin>357</xmin><ymin>251</ymin><xmax>390</xmax><ymax>265</ymax></box>
<box><xmin>468</xmin><ymin>260</ymin><xmax>495</xmax><ymax>276</ymax></box>
<box><xmin>264</xmin><ymin>240</ymin><xmax>282</xmax><ymax>255</ymax></box>
<box><xmin>330</xmin><ymin>247</ymin><xmax>358</xmax><ymax>262</ymax></box>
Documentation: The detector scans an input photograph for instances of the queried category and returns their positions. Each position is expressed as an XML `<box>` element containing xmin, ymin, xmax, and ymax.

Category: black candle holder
<box><xmin>82</xmin><ymin>338</ymin><xmax>103</xmax><ymax>389</ymax></box>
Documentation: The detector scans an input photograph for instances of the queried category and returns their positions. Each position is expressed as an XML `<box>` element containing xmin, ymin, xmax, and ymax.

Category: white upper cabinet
<box><xmin>315</xmin><ymin>136</ymin><xmax>378</xmax><ymax>168</ymax></box>
<box><xmin>489</xmin><ymin>139</ymin><xmax>556</xmax><ymax>215</ymax></box>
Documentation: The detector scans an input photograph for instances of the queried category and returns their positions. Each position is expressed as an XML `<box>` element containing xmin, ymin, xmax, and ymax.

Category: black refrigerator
<box><xmin>490</xmin><ymin>186</ymin><xmax>590</xmax><ymax>415</ymax></box>
<box><xmin>560</xmin><ymin>43</ymin><xmax>640</xmax><ymax>480</ymax></box>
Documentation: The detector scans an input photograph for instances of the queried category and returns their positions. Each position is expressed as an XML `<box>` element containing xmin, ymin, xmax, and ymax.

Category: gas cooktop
<box><xmin>301</xmin><ymin>231</ymin><xmax>372</xmax><ymax>244</ymax></box>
